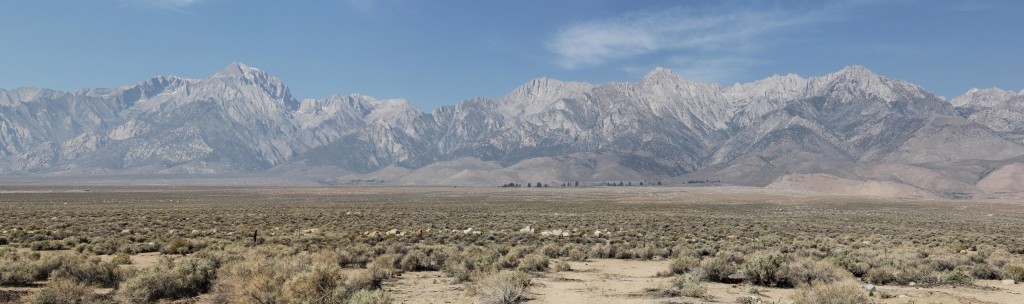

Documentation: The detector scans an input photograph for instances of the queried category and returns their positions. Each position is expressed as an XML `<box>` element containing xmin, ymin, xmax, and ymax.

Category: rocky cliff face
<box><xmin>2</xmin><ymin>63</ymin><xmax>1022</xmax><ymax>196</ymax></box>
<box><xmin>953</xmin><ymin>87</ymin><xmax>1024</xmax><ymax>144</ymax></box>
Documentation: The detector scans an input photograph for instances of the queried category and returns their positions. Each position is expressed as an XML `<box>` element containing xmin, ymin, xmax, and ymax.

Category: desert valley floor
<box><xmin>1</xmin><ymin>186</ymin><xmax>1023</xmax><ymax>303</ymax></box>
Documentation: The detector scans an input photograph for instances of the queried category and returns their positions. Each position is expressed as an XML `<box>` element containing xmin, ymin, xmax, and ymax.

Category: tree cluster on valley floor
<box><xmin>501</xmin><ymin>180</ymin><xmax>664</xmax><ymax>188</ymax></box>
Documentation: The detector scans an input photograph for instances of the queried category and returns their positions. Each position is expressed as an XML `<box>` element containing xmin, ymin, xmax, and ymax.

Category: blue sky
<box><xmin>1</xmin><ymin>0</ymin><xmax>1021</xmax><ymax>109</ymax></box>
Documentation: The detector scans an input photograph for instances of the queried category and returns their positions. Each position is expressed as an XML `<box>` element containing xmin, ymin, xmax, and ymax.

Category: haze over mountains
<box><xmin>2</xmin><ymin>63</ymin><xmax>1022</xmax><ymax>198</ymax></box>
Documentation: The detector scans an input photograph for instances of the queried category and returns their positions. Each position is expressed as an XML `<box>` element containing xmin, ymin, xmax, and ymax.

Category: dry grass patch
<box><xmin>791</xmin><ymin>279</ymin><xmax>870</xmax><ymax>304</ymax></box>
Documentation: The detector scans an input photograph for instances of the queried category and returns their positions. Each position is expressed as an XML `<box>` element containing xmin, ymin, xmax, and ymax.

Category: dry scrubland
<box><xmin>1</xmin><ymin>186</ymin><xmax>1023</xmax><ymax>304</ymax></box>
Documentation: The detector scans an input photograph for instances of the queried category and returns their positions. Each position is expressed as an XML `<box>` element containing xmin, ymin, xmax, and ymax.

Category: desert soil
<box><xmin>386</xmin><ymin>258</ymin><xmax>1024</xmax><ymax>304</ymax></box>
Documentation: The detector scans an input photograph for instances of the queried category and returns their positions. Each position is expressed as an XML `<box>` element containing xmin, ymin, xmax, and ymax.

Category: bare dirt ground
<box><xmin>387</xmin><ymin>258</ymin><xmax>1024</xmax><ymax>304</ymax></box>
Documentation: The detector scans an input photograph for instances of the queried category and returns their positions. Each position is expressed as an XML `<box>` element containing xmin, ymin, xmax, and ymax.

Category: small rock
<box><xmin>863</xmin><ymin>284</ymin><xmax>876</xmax><ymax>292</ymax></box>
<box><xmin>898</xmin><ymin>295</ymin><xmax>908</xmax><ymax>298</ymax></box>
<box><xmin>908</xmin><ymin>281</ymin><xmax>916</xmax><ymax>286</ymax></box>
<box><xmin>1002</xmin><ymin>279</ymin><xmax>1016</xmax><ymax>285</ymax></box>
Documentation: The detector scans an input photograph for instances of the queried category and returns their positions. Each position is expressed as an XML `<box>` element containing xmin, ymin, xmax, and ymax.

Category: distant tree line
<box><xmin>687</xmin><ymin>179</ymin><xmax>722</xmax><ymax>184</ymax></box>
<box><xmin>602</xmin><ymin>181</ymin><xmax>661</xmax><ymax>186</ymax></box>
<box><xmin>503</xmin><ymin>180</ymin><xmax>665</xmax><ymax>187</ymax></box>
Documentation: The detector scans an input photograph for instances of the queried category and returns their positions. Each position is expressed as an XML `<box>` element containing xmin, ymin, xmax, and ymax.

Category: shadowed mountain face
<box><xmin>1</xmin><ymin>63</ymin><xmax>1022</xmax><ymax>196</ymax></box>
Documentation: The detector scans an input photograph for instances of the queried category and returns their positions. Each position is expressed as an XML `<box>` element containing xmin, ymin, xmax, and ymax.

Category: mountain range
<box><xmin>2</xmin><ymin>63</ymin><xmax>1022</xmax><ymax>198</ymax></box>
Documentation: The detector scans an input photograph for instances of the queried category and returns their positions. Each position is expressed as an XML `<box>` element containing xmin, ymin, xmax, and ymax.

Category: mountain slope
<box><xmin>2</xmin><ymin>63</ymin><xmax>1023</xmax><ymax>197</ymax></box>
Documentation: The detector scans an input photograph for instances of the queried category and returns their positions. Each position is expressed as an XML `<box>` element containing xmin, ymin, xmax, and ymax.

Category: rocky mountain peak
<box><xmin>813</xmin><ymin>65</ymin><xmax>930</xmax><ymax>103</ymax></box>
<box><xmin>216</xmin><ymin>62</ymin><xmax>260</xmax><ymax>78</ymax></box>
<box><xmin>832</xmin><ymin>65</ymin><xmax>878</xmax><ymax>79</ymax></box>
<box><xmin>952</xmin><ymin>87</ymin><xmax>1020</xmax><ymax>108</ymax></box>
<box><xmin>4</xmin><ymin>62</ymin><xmax>1024</xmax><ymax>199</ymax></box>
<box><xmin>499</xmin><ymin>77</ymin><xmax>593</xmax><ymax>118</ymax></box>
<box><xmin>211</xmin><ymin>62</ymin><xmax>298</xmax><ymax>109</ymax></box>
<box><xmin>641</xmin><ymin>67</ymin><xmax>690</xmax><ymax>85</ymax></box>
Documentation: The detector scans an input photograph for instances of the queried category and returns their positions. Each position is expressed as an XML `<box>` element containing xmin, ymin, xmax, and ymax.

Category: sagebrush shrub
<box><xmin>669</xmin><ymin>256</ymin><xmax>699</xmax><ymax>275</ymax></box>
<box><xmin>741</xmin><ymin>252</ymin><xmax>787</xmax><ymax>286</ymax></box>
<box><xmin>115</xmin><ymin>256</ymin><xmax>218</xmax><ymax>303</ymax></box>
<box><xmin>1003</xmin><ymin>263</ymin><xmax>1024</xmax><ymax>281</ymax></box>
<box><xmin>0</xmin><ymin>256</ymin><xmax>36</xmax><ymax>286</ymax></box>
<box><xmin>346</xmin><ymin>289</ymin><xmax>392</xmax><ymax>304</ymax></box>
<box><xmin>476</xmin><ymin>271</ymin><xmax>531</xmax><ymax>304</ymax></box>
<box><xmin>940</xmin><ymin>266</ymin><xmax>974</xmax><ymax>285</ymax></box>
<box><xmin>516</xmin><ymin>254</ymin><xmax>548</xmax><ymax>272</ymax></box>
<box><xmin>51</xmin><ymin>255</ymin><xmax>122</xmax><ymax>288</ymax></box>
<box><xmin>791</xmin><ymin>280</ymin><xmax>870</xmax><ymax>304</ymax></box>
<box><xmin>280</xmin><ymin>265</ymin><xmax>346</xmax><ymax>304</ymax></box>
<box><xmin>696</xmin><ymin>257</ymin><xmax>736</xmax><ymax>283</ymax></box>
<box><xmin>25</xmin><ymin>278</ymin><xmax>101</xmax><ymax>304</ymax></box>
<box><xmin>778</xmin><ymin>258</ymin><xmax>849</xmax><ymax>287</ymax></box>
<box><xmin>673</xmin><ymin>273</ymin><xmax>707</xmax><ymax>298</ymax></box>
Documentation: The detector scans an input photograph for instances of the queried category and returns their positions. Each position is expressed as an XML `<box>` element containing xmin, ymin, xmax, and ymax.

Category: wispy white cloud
<box><xmin>548</xmin><ymin>21</ymin><xmax>658</xmax><ymax>69</ymax></box>
<box><xmin>547</xmin><ymin>3</ymin><xmax>848</xmax><ymax>81</ymax></box>
<box><xmin>121</xmin><ymin>0</ymin><xmax>206</xmax><ymax>10</ymax></box>
<box><xmin>548</xmin><ymin>7</ymin><xmax>821</xmax><ymax>69</ymax></box>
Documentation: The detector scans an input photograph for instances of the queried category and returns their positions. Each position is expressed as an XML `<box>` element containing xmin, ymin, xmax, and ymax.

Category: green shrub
<box><xmin>673</xmin><ymin>273</ymin><xmax>707</xmax><ymax>298</ymax></box>
<box><xmin>940</xmin><ymin>267</ymin><xmax>973</xmax><ymax>285</ymax></box>
<box><xmin>741</xmin><ymin>252</ymin><xmax>787</xmax><ymax>286</ymax></box>
<box><xmin>668</xmin><ymin>256</ymin><xmax>699</xmax><ymax>275</ymax></box>
<box><xmin>695</xmin><ymin>257</ymin><xmax>736</xmax><ymax>283</ymax></box>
